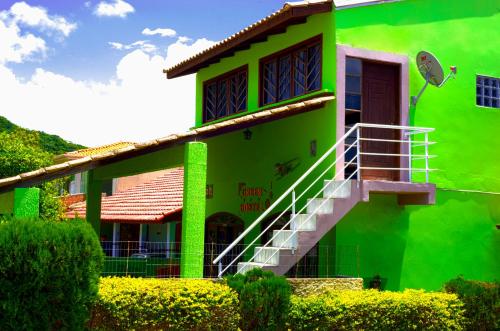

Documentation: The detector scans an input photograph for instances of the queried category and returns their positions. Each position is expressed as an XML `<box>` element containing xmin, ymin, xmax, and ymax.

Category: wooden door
<box><xmin>361</xmin><ymin>61</ymin><xmax>400</xmax><ymax>181</ymax></box>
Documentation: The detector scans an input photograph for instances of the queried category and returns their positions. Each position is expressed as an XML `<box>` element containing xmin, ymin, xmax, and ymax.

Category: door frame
<box><xmin>335</xmin><ymin>45</ymin><xmax>410</xmax><ymax>182</ymax></box>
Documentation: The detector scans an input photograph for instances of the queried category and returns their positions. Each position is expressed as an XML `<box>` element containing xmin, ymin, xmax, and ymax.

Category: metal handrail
<box><xmin>213</xmin><ymin>123</ymin><xmax>435</xmax><ymax>275</ymax></box>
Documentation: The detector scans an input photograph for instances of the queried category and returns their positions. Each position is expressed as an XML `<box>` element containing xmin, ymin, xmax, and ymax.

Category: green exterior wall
<box><xmin>0</xmin><ymin>191</ymin><xmax>14</xmax><ymax>216</ymax></box>
<box><xmin>180</xmin><ymin>142</ymin><xmax>208</xmax><ymax>278</ymax></box>
<box><xmin>13</xmin><ymin>188</ymin><xmax>39</xmax><ymax>218</ymax></box>
<box><xmin>195</xmin><ymin>11</ymin><xmax>336</xmax><ymax>127</ymax></box>
<box><xmin>86</xmin><ymin>170</ymin><xmax>103</xmax><ymax>235</ymax></box>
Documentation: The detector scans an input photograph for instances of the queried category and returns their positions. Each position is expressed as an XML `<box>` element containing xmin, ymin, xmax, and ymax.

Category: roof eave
<box><xmin>164</xmin><ymin>1</ymin><xmax>332</xmax><ymax>79</ymax></box>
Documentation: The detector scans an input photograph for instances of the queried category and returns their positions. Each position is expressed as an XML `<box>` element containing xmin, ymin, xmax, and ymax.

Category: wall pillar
<box><xmin>13</xmin><ymin>188</ymin><xmax>39</xmax><ymax>218</ymax></box>
<box><xmin>180</xmin><ymin>142</ymin><xmax>207</xmax><ymax>278</ymax></box>
<box><xmin>112</xmin><ymin>223</ymin><xmax>120</xmax><ymax>257</ymax></box>
<box><xmin>86</xmin><ymin>170</ymin><xmax>103</xmax><ymax>236</ymax></box>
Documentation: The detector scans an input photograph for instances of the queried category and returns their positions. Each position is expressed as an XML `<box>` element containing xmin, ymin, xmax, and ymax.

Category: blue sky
<box><xmin>0</xmin><ymin>0</ymin><xmax>306</xmax><ymax>146</ymax></box>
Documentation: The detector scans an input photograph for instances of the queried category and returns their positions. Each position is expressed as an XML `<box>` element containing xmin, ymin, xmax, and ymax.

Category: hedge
<box><xmin>0</xmin><ymin>217</ymin><xmax>103</xmax><ymax>330</ymax></box>
<box><xmin>444</xmin><ymin>276</ymin><xmax>499</xmax><ymax>330</ymax></box>
<box><xmin>89</xmin><ymin>277</ymin><xmax>240</xmax><ymax>330</ymax></box>
<box><xmin>288</xmin><ymin>289</ymin><xmax>466</xmax><ymax>330</ymax></box>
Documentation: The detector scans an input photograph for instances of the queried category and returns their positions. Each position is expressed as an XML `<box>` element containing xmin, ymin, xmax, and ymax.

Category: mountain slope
<box><xmin>0</xmin><ymin>116</ymin><xmax>85</xmax><ymax>155</ymax></box>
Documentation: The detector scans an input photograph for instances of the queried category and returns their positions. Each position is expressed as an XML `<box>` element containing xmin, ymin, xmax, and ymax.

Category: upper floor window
<box><xmin>477</xmin><ymin>75</ymin><xmax>499</xmax><ymax>108</ymax></box>
<box><xmin>260</xmin><ymin>36</ymin><xmax>322</xmax><ymax>106</ymax></box>
<box><xmin>203</xmin><ymin>66</ymin><xmax>248</xmax><ymax>123</ymax></box>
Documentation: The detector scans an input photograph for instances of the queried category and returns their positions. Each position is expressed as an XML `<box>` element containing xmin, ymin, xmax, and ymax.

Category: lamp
<box><xmin>243</xmin><ymin>128</ymin><xmax>252</xmax><ymax>140</ymax></box>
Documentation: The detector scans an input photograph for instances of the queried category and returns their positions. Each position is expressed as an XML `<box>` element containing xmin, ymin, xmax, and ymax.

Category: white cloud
<box><xmin>142</xmin><ymin>27</ymin><xmax>177</xmax><ymax>38</ymax></box>
<box><xmin>0</xmin><ymin>38</ymin><xmax>216</xmax><ymax>147</ymax></box>
<box><xmin>94</xmin><ymin>0</ymin><xmax>134</xmax><ymax>18</ymax></box>
<box><xmin>109</xmin><ymin>40</ymin><xmax>157</xmax><ymax>53</ymax></box>
<box><xmin>8</xmin><ymin>1</ymin><xmax>77</xmax><ymax>37</ymax></box>
<box><xmin>0</xmin><ymin>2</ymin><xmax>76</xmax><ymax>64</ymax></box>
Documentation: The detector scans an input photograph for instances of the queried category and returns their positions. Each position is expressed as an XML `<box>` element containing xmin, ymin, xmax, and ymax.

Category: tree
<box><xmin>0</xmin><ymin>130</ymin><xmax>67</xmax><ymax>220</ymax></box>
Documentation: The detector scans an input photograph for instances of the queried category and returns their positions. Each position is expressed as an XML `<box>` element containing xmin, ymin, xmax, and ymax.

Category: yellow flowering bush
<box><xmin>88</xmin><ymin>277</ymin><xmax>240</xmax><ymax>331</ymax></box>
<box><xmin>288</xmin><ymin>289</ymin><xmax>466</xmax><ymax>330</ymax></box>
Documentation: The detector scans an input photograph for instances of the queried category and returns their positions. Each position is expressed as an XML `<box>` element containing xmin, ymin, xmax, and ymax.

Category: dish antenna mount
<box><xmin>411</xmin><ymin>51</ymin><xmax>456</xmax><ymax>106</ymax></box>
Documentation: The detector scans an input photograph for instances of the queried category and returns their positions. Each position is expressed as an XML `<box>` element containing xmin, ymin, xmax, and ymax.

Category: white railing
<box><xmin>213</xmin><ymin>123</ymin><xmax>435</xmax><ymax>277</ymax></box>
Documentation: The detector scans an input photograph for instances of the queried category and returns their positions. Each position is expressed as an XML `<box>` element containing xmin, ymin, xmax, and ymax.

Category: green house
<box><xmin>0</xmin><ymin>0</ymin><xmax>498</xmax><ymax>290</ymax></box>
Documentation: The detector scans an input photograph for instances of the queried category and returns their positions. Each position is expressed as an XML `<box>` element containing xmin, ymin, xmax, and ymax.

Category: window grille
<box><xmin>260</xmin><ymin>36</ymin><xmax>322</xmax><ymax>106</ymax></box>
<box><xmin>203</xmin><ymin>67</ymin><xmax>247</xmax><ymax>123</ymax></box>
<box><xmin>477</xmin><ymin>75</ymin><xmax>499</xmax><ymax>108</ymax></box>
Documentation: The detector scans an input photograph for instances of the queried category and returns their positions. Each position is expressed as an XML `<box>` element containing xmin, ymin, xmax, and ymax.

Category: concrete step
<box><xmin>323</xmin><ymin>180</ymin><xmax>351</xmax><ymax>198</ymax></box>
<box><xmin>254</xmin><ymin>246</ymin><xmax>280</xmax><ymax>265</ymax></box>
<box><xmin>271</xmin><ymin>230</ymin><xmax>297</xmax><ymax>249</ymax></box>
<box><xmin>307</xmin><ymin>198</ymin><xmax>333</xmax><ymax>214</ymax></box>
<box><xmin>237</xmin><ymin>261</ymin><xmax>272</xmax><ymax>274</ymax></box>
<box><xmin>290</xmin><ymin>213</ymin><xmax>316</xmax><ymax>231</ymax></box>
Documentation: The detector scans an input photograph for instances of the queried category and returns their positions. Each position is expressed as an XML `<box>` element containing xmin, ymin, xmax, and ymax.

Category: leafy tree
<box><xmin>0</xmin><ymin>130</ymin><xmax>67</xmax><ymax>220</ymax></box>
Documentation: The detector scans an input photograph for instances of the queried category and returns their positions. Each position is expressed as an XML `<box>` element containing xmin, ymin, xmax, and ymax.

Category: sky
<box><xmin>0</xmin><ymin>0</ymin><xmax>291</xmax><ymax>147</ymax></box>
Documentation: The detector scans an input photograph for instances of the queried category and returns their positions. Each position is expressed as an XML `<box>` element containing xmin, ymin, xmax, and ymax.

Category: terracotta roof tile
<box><xmin>66</xmin><ymin>167</ymin><xmax>184</xmax><ymax>223</ymax></box>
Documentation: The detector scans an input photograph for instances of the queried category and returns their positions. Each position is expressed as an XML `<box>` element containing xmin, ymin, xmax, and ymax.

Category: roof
<box><xmin>334</xmin><ymin>0</ymin><xmax>400</xmax><ymax>9</ymax></box>
<box><xmin>66</xmin><ymin>167</ymin><xmax>184</xmax><ymax>223</ymax></box>
<box><xmin>0</xmin><ymin>94</ymin><xmax>334</xmax><ymax>193</ymax></box>
<box><xmin>164</xmin><ymin>0</ymin><xmax>333</xmax><ymax>78</ymax></box>
<box><xmin>54</xmin><ymin>142</ymin><xmax>135</xmax><ymax>163</ymax></box>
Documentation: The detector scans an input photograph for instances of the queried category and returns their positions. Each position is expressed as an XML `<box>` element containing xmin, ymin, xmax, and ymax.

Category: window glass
<box><xmin>203</xmin><ymin>67</ymin><xmax>247</xmax><ymax>123</ymax></box>
<box><xmin>260</xmin><ymin>36</ymin><xmax>322</xmax><ymax>106</ymax></box>
<box><xmin>345</xmin><ymin>57</ymin><xmax>362</xmax><ymax>111</ymax></box>
<box><xmin>476</xmin><ymin>75</ymin><xmax>500</xmax><ymax>108</ymax></box>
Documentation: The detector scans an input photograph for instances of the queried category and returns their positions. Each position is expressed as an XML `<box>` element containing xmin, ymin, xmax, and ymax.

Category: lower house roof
<box><xmin>66</xmin><ymin>167</ymin><xmax>184</xmax><ymax>223</ymax></box>
<box><xmin>0</xmin><ymin>93</ymin><xmax>334</xmax><ymax>193</ymax></box>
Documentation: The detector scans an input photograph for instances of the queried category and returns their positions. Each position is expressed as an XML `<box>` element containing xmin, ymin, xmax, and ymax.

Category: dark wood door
<box><xmin>361</xmin><ymin>61</ymin><xmax>400</xmax><ymax>181</ymax></box>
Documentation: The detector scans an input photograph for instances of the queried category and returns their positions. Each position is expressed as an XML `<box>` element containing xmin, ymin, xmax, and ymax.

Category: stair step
<box><xmin>307</xmin><ymin>198</ymin><xmax>333</xmax><ymax>214</ymax></box>
<box><xmin>323</xmin><ymin>180</ymin><xmax>351</xmax><ymax>198</ymax></box>
<box><xmin>290</xmin><ymin>213</ymin><xmax>316</xmax><ymax>231</ymax></box>
<box><xmin>271</xmin><ymin>230</ymin><xmax>297</xmax><ymax>249</ymax></box>
<box><xmin>237</xmin><ymin>262</ymin><xmax>272</xmax><ymax>274</ymax></box>
<box><xmin>254</xmin><ymin>247</ymin><xmax>280</xmax><ymax>265</ymax></box>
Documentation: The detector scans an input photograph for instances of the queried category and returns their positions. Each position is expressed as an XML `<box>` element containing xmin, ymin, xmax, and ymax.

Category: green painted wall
<box><xmin>336</xmin><ymin>190</ymin><xmax>499</xmax><ymax>291</ymax></box>
<box><xmin>336</xmin><ymin>0</ymin><xmax>500</xmax><ymax>192</ymax></box>
<box><xmin>0</xmin><ymin>191</ymin><xmax>14</xmax><ymax>215</ymax></box>
<box><xmin>334</xmin><ymin>0</ymin><xmax>500</xmax><ymax>290</ymax></box>
<box><xmin>195</xmin><ymin>11</ymin><xmax>336</xmax><ymax>127</ymax></box>
<box><xmin>13</xmin><ymin>188</ymin><xmax>39</xmax><ymax>218</ymax></box>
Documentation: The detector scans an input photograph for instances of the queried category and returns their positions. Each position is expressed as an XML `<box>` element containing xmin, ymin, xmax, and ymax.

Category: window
<box><xmin>477</xmin><ymin>75</ymin><xmax>499</xmax><ymax>108</ymax></box>
<box><xmin>345</xmin><ymin>57</ymin><xmax>362</xmax><ymax>111</ymax></box>
<box><xmin>203</xmin><ymin>66</ymin><xmax>247</xmax><ymax>123</ymax></box>
<box><xmin>260</xmin><ymin>36</ymin><xmax>322</xmax><ymax>106</ymax></box>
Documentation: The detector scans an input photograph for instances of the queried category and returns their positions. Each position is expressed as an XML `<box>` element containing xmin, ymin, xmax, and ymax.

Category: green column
<box><xmin>86</xmin><ymin>170</ymin><xmax>103</xmax><ymax>236</ymax></box>
<box><xmin>13</xmin><ymin>188</ymin><xmax>39</xmax><ymax>218</ymax></box>
<box><xmin>180</xmin><ymin>142</ymin><xmax>207</xmax><ymax>278</ymax></box>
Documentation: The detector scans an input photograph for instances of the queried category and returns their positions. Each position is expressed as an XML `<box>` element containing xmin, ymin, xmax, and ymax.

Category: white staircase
<box><xmin>214</xmin><ymin>124</ymin><xmax>436</xmax><ymax>277</ymax></box>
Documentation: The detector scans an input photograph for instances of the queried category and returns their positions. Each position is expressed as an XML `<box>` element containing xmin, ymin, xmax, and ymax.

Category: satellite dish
<box><xmin>411</xmin><ymin>51</ymin><xmax>456</xmax><ymax>106</ymax></box>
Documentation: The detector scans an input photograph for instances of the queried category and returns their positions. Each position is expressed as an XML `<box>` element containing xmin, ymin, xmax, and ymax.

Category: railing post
<box><xmin>218</xmin><ymin>261</ymin><xmax>222</xmax><ymax>278</ymax></box>
<box><xmin>356</xmin><ymin>127</ymin><xmax>361</xmax><ymax>181</ymax></box>
<box><xmin>292</xmin><ymin>190</ymin><xmax>296</xmax><ymax>217</ymax></box>
<box><xmin>424</xmin><ymin>132</ymin><xmax>429</xmax><ymax>183</ymax></box>
<box><xmin>408</xmin><ymin>132</ymin><xmax>412</xmax><ymax>183</ymax></box>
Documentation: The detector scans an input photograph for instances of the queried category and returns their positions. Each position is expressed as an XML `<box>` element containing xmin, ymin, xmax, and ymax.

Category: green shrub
<box><xmin>444</xmin><ymin>276</ymin><xmax>500</xmax><ymax>331</ymax></box>
<box><xmin>89</xmin><ymin>277</ymin><xmax>240</xmax><ymax>330</ymax></box>
<box><xmin>0</xmin><ymin>217</ymin><xmax>104</xmax><ymax>330</ymax></box>
<box><xmin>226</xmin><ymin>268</ymin><xmax>291</xmax><ymax>331</ymax></box>
<box><xmin>288</xmin><ymin>289</ymin><xmax>466</xmax><ymax>330</ymax></box>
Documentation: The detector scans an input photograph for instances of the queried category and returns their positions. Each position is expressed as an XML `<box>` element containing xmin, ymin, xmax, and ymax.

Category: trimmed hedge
<box><xmin>0</xmin><ymin>217</ymin><xmax>103</xmax><ymax>330</ymax></box>
<box><xmin>226</xmin><ymin>268</ymin><xmax>291</xmax><ymax>331</ymax></box>
<box><xmin>89</xmin><ymin>277</ymin><xmax>240</xmax><ymax>330</ymax></box>
<box><xmin>444</xmin><ymin>276</ymin><xmax>500</xmax><ymax>330</ymax></box>
<box><xmin>288</xmin><ymin>289</ymin><xmax>466</xmax><ymax>330</ymax></box>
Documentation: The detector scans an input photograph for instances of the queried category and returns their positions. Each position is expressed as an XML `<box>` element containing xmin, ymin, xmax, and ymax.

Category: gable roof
<box><xmin>0</xmin><ymin>94</ymin><xmax>334</xmax><ymax>193</ymax></box>
<box><xmin>66</xmin><ymin>167</ymin><xmax>183</xmax><ymax>223</ymax></box>
<box><xmin>164</xmin><ymin>0</ymin><xmax>333</xmax><ymax>79</ymax></box>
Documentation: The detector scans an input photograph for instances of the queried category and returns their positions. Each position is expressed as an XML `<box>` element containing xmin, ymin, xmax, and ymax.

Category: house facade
<box><xmin>0</xmin><ymin>0</ymin><xmax>498</xmax><ymax>290</ymax></box>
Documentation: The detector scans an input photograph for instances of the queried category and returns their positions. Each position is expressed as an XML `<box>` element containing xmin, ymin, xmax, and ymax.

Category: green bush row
<box><xmin>0</xmin><ymin>217</ymin><xmax>103</xmax><ymax>331</ymax></box>
<box><xmin>288</xmin><ymin>289</ymin><xmax>466</xmax><ymax>330</ymax></box>
<box><xmin>444</xmin><ymin>276</ymin><xmax>499</xmax><ymax>331</ymax></box>
<box><xmin>89</xmin><ymin>277</ymin><xmax>240</xmax><ymax>331</ymax></box>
